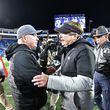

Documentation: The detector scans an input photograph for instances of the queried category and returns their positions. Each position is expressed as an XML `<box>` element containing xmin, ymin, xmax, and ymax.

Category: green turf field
<box><xmin>0</xmin><ymin>57</ymin><xmax>99</xmax><ymax>110</ymax></box>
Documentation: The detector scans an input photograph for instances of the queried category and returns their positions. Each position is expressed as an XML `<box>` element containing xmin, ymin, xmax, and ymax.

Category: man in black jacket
<box><xmin>5</xmin><ymin>25</ymin><xmax>47</xmax><ymax>110</ymax></box>
<box><xmin>32</xmin><ymin>21</ymin><xmax>95</xmax><ymax>110</ymax></box>
<box><xmin>107</xmin><ymin>27</ymin><xmax>110</xmax><ymax>41</ymax></box>
<box><xmin>93</xmin><ymin>26</ymin><xmax>110</xmax><ymax>110</ymax></box>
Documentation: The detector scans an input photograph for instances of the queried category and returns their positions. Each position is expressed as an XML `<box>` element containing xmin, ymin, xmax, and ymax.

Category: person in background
<box><xmin>5</xmin><ymin>25</ymin><xmax>47</xmax><ymax>110</ymax></box>
<box><xmin>32</xmin><ymin>21</ymin><xmax>95</xmax><ymax>110</ymax></box>
<box><xmin>39</xmin><ymin>38</ymin><xmax>61</xmax><ymax>110</ymax></box>
<box><xmin>86</xmin><ymin>36</ymin><xmax>96</xmax><ymax>47</ymax></box>
<box><xmin>107</xmin><ymin>27</ymin><xmax>110</xmax><ymax>41</ymax></box>
<box><xmin>0</xmin><ymin>56</ymin><xmax>14</xmax><ymax>110</ymax></box>
<box><xmin>93</xmin><ymin>26</ymin><xmax>110</xmax><ymax>110</ymax></box>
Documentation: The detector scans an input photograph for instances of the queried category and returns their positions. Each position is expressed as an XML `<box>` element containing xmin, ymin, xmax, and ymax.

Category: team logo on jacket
<box><xmin>67</xmin><ymin>56</ymin><xmax>70</xmax><ymax>60</ymax></box>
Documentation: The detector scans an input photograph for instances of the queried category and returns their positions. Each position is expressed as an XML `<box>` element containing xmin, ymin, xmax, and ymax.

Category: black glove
<box><xmin>46</xmin><ymin>66</ymin><xmax>56</xmax><ymax>74</ymax></box>
<box><xmin>0</xmin><ymin>74</ymin><xmax>5</xmax><ymax>82</ymax></box>
<box><xmin>40</xmin><ymin>50</ymin><xmax>48</xmax><ymax>67</ymax></box>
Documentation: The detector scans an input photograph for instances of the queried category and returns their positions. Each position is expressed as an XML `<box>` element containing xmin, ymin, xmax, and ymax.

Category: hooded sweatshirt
<box><xmin>5</xmin><ymin>43</ymin><xmax>47</xmax><ymax>99</ymax></box>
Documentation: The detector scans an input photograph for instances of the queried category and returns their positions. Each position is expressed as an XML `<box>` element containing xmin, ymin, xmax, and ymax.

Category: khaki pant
<box><xmin>50</xmin><ymin>92</ymin><xmax>60</xmax><ymax>110</ymax></box>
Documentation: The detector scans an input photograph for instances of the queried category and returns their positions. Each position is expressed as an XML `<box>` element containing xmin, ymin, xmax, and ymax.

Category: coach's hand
<box><xmin>32</xmin><ymin>73</ymin><xmax>48</xmax><ymax>87</ymax></box>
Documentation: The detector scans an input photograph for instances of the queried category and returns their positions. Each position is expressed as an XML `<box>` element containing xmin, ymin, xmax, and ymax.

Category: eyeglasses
<box><xmin>59</xmin><ymin>32</ymin><xmax>76</xmax><ymax>38</ymax></box>
<box><xmin>68</xmin><ymin>32</ymin><xmax>76</xmax><ymax>36</ymax></box>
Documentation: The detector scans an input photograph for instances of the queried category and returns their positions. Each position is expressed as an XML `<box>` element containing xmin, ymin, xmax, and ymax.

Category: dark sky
<box><xmin>0</xmin><ymin>0</ymin><xmax>110</xmax><ymax>33</ymax></box>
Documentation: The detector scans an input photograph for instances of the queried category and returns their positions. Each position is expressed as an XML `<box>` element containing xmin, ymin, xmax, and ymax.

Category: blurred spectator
<box><xmin>107</xmin><ymin>27</ymin><xmax>110</xmax><ymax>41</ymax></box>
<box><xmin>86</xmin><ymin>37</ymin><xmax>96</xmax><ymax>47</ymax></box>
<box><xmin>0</xmin><ymin>56</ymin><xmax>14</xmax><ymax>110</ymax></box>
<box><xmin>39</xmin><ymin>38</ymin><xmax>62</xmax><ymax>110</ymax></box>
<box><xmin>93</xmin><ymin>26</ymin><xmax>110</xmax><ymax>110</ymax></box>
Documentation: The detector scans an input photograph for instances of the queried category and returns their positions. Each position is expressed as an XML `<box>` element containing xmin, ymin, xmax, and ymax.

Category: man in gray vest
<box><xmin>32</xmin><ymin>21</ymin><xmax>95</xmax><ymax>110</ymax></box>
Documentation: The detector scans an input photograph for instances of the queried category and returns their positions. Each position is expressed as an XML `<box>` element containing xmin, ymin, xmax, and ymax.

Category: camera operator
<box><xmin>39</xmin><ymin>38</ymin><xmax>62</xmax><ymax>110</ymax></box>
<box><xmin>39</xmin><ymin>38</ymin><xmax>61</xmax><ymax>74</ymax></box>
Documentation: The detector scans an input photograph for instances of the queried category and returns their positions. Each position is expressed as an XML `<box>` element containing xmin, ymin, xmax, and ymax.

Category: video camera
<box><xmin>46</xmin><ymin>40</ymin><xmax>58</xmax><ymax>51</ymax></box>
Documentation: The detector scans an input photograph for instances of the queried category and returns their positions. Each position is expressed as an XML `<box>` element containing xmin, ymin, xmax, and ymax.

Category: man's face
<box><xmin>58</xmin><ymin>33</ymin><xmax>78</xmax><ymax>46</ymax></box>
<box><xmin>95</xmin><ymin>34</ymin><xmax>108</xmax><ymax>46</ymax></box>
<box><xmin>24</xmin><ymin>34</ymin><xmax>39</xmax><ymax>49</ymax></box>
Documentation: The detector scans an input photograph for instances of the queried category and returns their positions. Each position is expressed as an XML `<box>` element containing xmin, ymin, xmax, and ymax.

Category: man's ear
<box><xmin>106</xmin><ymin>34</ymin><xmax>109</xmax><ymax>39</ymax></box>
<box><xmin>22</xmin><ymin>36</ymin><xmax>27</xmax><ymax>42</ymax></box>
